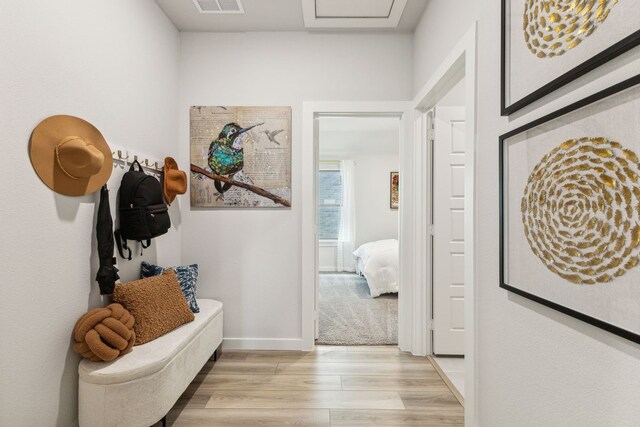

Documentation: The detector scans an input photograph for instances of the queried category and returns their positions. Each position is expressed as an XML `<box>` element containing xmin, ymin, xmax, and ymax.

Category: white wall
<box><xmin>318</xmin><ymin>243</ymin><xmax>339</xmax><ymax>272</ymax></box>
<box><xmin>0</xmin><ymin>1</ymin><xmax>180</xmax><ymax>425</ymax></box>
<box><xmin>413</xmin><ymin>1</ymin><xmax>640</xmax><ymax>425</ymax></box>
<box><xmin>353</xmin><ymin>153</ymin><xmax>399</xmax><ymax>248</ymax></box>
<box><xmin>412</xmin><ymin>0</ymin><xmax>478</xmax><ymax>93</ymax></box>
<box><xmin>179</xmin><ymin>32</ymin><xmax>412</xmax><ymax>347</ymax></box>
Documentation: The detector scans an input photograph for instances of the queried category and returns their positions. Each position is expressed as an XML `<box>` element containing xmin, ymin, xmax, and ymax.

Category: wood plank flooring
<box><xmin>164</xmin><ymin>346</ymin><xmax>464</xmax><ymax>426</ymax></box>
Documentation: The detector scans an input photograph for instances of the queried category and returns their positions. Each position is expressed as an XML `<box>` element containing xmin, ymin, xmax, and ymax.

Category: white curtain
<box><xmin>337</xmin><ymin>160</ymin><xmax>356</xmax><ymax>272</ymax></box>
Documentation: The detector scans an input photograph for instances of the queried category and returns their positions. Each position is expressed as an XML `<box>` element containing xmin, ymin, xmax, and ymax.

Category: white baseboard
<box><xmin>222</xmin><ymin>338</ymin><xmax>303</xmax><ymax>351</ymax></box>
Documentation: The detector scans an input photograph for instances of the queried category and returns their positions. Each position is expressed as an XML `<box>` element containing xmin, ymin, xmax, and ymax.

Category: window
<box><xmin>318</xmin><ymin>169</ymin><xmax>342</xmax><ymax>240</ymax></box>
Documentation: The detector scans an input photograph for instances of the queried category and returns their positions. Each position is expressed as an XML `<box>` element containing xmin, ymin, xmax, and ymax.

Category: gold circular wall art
<box><xmin>523</xmin><ymin>0</ymin><xmax>618</xmax><ymax>58</ymax></box>
<box><xmin>521</xmin><ymin>137</ymin><xmax>640</xmax><ymax>284</ymax></box>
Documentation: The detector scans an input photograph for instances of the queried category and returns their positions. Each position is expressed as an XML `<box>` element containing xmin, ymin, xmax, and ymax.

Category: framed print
<box><xmin>500</xmin><ymin>74</ymin><xmax>640</xmax><ymax>344</ymax></box>
<box><xmin>501</xmin><ymin>0</ymin><xmax>640</xmax><ymax>115</ymax></box>
<box><xmin>190</xmin><ymin>106</ymin><xmax>291</xmax><ymax>208</ymax></box>
<box><xmin>390</xmin><ymin>172</ymin><xmax>399</xmax><ymax>209</ymax></box>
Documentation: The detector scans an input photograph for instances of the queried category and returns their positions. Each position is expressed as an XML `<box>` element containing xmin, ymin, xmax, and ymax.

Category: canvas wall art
<box><xmin>501</xmin><ymin>0</ymin><xmax>640</xmax><ymax>115</ymax></box>
<box><xmin>190</xmin><ymin>106</ymin><xmax>291</xmax><ymax>208</ymax></box>
<box><xmin>500</xmin><ymin>75</ymin><xmax>640</xmax><ymax>343</ymax></box>
<box><xmin>390</xmin><ymin>172</ymin><xmax>399</xmax><ymax>209</ymax></box>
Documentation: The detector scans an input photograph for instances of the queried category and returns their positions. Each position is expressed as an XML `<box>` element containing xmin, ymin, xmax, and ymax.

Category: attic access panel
<box><xmin>315</xmin><ymin>0</ymin><xmax>394</xmax><ymax>18</ymax></box>
<box><xmin>302</xmin><ymin>0</ymin><xmax>407</xmax><ymax>28</ymax></box>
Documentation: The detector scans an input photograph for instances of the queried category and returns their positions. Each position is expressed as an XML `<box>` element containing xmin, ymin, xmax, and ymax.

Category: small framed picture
<box><xmin>501</xmin><ymin>0</ymin><xmax>640</xmax><ymax>115</ymax></box>
<box><xmin>500</xmin><ymin>74</ymin><xmax>640</xmax><ymax>344</ymax></box>
<box><xmin>390</xmin><ymin>172</ymin><xmax>399</xmax><ymax>209</ymax></box>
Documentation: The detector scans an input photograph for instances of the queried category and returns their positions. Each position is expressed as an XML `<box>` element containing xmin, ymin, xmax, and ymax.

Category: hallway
<box><xmin>165</xmin><ymin>346</ymin><xmax>463</xmax><ymax>426</ymax></box>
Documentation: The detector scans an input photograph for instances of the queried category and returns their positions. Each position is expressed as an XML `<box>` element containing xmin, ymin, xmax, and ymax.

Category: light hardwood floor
<box><xmin>164</xmin><ymin>346</ymin><xmax>464</xmax><ymax>426</ymax></box>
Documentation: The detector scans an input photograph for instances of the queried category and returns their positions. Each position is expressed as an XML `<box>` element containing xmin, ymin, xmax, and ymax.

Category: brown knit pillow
<box><xmin>112</xmin><ymin>269</ymin><xmax>194</xmax><ymax>345</ymax></box>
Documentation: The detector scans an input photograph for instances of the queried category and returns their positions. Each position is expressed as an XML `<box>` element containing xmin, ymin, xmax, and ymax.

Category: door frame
<box><xmin>412</xmin><ymin>23</ymin><xmax>478</xmax><ymax>425</ymax></box>
<box><xmin>301</xmin><ymin>102</ymin><xmax>411</xmax><ymax>351</ymax></box>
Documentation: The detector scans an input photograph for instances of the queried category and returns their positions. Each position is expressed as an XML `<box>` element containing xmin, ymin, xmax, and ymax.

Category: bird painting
<box><xmin>208</xmin><ymin>122</ymin><xmax>263</xmax><ymax>195</ymax></box>
<box><xmin>263</xmin><ymin>129</ymin><xmax>285</xmax><ymax>145</ymax></box>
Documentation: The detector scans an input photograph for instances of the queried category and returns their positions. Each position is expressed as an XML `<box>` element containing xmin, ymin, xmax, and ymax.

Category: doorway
<box><xmin>315</xmin><ymin>116</ymin><xmax>401</xmax><ymax>346</ymax></box>
<box><xmin>409</xmin><ymin>25</ymin><xmax>477</xmax><ymax>419</ymax></box>
<box><xmin>301</xmin><ymin>102</ymin><xmax>409</xmax><ymax>353</ymax></box>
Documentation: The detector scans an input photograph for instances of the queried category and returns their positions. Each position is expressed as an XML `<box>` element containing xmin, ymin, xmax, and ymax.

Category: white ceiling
<box><xmin>319</xmin><ymin>116</ymin><xmax>400</xmax><ymax>156</ymax></box>
<box><xmin>155</xmin><ymin>0</ymin><xmax>428</xmax><ymax>32</ymax></box>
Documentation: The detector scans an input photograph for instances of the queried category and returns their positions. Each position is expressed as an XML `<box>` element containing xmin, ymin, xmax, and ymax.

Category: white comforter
<box><xmin>353</xmin><ymin>239</ymin><xmax>399</xmax><ymax>297</ymax></box>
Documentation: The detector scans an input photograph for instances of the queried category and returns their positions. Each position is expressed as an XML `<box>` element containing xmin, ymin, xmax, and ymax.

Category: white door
<box><xmin>432</xmin><ymin>106</ymin><xmax>466</xmax><ymax>355</ymax></box>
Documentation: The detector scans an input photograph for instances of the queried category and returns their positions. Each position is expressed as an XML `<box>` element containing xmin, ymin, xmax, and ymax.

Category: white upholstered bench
<box><xmin>78</xmin><ymin>299</ymin><xmax>223</xmax><ymax>427</ymax></box>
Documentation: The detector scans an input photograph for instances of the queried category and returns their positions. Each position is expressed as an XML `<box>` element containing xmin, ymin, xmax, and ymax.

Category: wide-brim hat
<box><xmin>163</xmin><ymin>157</ymin><xmax>187</xmax><ymax>205</ymax></box>
<box><xmin>30</xmin><ymin>115</ymin><xmax>112</xmax><ymax>196</ymax></box>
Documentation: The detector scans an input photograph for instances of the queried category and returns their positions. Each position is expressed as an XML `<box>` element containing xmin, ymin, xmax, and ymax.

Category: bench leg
<box><xmin>209</xmin><ymin>345</ymin><xmax>222</xmax><ymax>362</ymax></box>
<box><xmin>162</xmin><ymin>415</ymin><xmax>166</xmax><ymax>427</ymax></box>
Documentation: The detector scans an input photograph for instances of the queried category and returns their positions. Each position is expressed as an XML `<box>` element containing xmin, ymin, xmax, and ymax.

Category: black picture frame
<box><xmin>501</xmin><ymin>0</ymin><xmax>640</xmax><ymax>116</ymax></box>
<box><xmin>499</xmin><ymin>74</ymin><xmax>640</xmax><ymax>344</ymax></box>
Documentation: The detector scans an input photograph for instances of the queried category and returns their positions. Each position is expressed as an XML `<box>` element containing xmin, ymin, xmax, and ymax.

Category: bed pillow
<box><xmin>141</xmin><ymin>261</ymin><xmax>199</xmax><ymax>313</ymax></box>
<box><xmin>112</xmin><ymin>269</ymin><xmax>194</xmax><ymax>345</ymax></box>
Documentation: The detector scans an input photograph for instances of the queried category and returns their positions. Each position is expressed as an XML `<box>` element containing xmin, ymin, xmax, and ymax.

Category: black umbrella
<box><xmin>95</xmin><ymin>184</ymin><xmax>119</xmax><ymax>294</ymax></box>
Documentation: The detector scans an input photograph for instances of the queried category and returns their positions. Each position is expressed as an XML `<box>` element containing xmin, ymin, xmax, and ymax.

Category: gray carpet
<box><xmin>317</xmin><ymin>273</ymin><xmax>398</xmax><ymax>345</ymax></box>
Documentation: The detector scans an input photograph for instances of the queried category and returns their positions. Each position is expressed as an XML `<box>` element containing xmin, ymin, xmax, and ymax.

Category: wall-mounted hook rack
<box><xmin>111</xmin><ymin>147</ymin><xmax>162</xmax><ymax>176</ymax></box>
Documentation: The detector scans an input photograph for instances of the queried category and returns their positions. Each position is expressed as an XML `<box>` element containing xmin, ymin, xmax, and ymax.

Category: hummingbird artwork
<box><xmin>207</xmin><ymin>122</ymin><xmax>263</xmax><ymax>195</ymax></box>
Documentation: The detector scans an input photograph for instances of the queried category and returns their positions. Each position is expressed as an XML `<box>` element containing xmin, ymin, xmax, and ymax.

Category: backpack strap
<box><xmin>129</xmin><ymin>159</ymin><xmax>143</xmax><ymax>172</ymax></box>
<box><xmin>139</xmin><ymin>239</ymin><xmax>151</xmax><ymax>256</ymax></box>
<box><xmin>114</xmin><ymin>229</ymin><xmax>132</xmax><ymax>261</ymax></box>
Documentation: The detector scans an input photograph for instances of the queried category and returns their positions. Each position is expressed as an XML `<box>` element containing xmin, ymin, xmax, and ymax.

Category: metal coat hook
<box><xmin>111</xmin><ymin>149</ymin><xmax>163</xmax><ymax>175</ymax></box>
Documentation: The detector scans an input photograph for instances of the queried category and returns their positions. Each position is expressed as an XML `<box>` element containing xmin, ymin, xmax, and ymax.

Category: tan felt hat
<box><xmin>163</xmin><ymin>157</ymin><xmax>187</xmax><ymax>205</ymax></box>
<box><xmin>30</xmin><ymin>115</ymin><xmax>112</xmax><ymax>196</ymax></box>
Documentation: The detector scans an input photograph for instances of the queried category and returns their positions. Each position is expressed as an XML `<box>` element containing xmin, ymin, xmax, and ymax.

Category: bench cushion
<box><xmin>79</xmin><ymin>299</ymin><xmax>222</xmax><ymax>385</ymax></box>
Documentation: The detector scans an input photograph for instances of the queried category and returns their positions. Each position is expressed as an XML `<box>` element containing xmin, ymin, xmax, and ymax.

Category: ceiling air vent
<box><xmin>192</xmin><ymin>0</ymin><xmax>244</xmax><ymax>14</ymax></box>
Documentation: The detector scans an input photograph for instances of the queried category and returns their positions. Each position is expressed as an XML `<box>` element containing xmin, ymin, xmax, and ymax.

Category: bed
<box><xmin>353</xmin><ymin>239</ymin><xmax>399</xmax><ymax>297</ymax></box>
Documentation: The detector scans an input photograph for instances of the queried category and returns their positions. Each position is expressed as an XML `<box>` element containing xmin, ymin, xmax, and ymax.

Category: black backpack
<box><xmin>115</xmin><ymin>160</ymin><xmax>170</xmax><ymax>260</ymax></box>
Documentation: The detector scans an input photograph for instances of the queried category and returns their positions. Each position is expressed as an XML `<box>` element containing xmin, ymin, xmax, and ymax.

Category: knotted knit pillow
<box><xmin>72</xmin><ymin>303</ymin><xmax>135</xmax><ymax>362</ymax></box>
<box><xmin>113</xmin><ymin>269</ymin><xmax>194</xmax><ymax>345</ymax></box>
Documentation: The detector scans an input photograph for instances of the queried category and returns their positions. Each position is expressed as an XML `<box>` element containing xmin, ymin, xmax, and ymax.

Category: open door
<box><xmin>432</xmin><ymin>106</ymin><xmax>466</xmax><ymax>355</ymax></box>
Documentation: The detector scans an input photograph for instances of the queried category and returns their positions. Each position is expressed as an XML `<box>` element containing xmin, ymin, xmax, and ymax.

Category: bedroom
<box><xmin>316</xmin><ymin>115</ymin><xmax>400</xmax><ymax>346</ymax></box>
